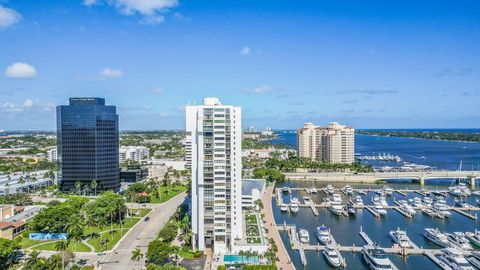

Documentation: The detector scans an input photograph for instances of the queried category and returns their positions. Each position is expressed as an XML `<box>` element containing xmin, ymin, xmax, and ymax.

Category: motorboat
<box><xmin>343</xmin><ymin>185</ymin><xmax>354</xmax><ymax>195</ymax></box>
<box><xmin>466</xmin><ymin>252</ymin><xmax>480</xmax><ymax>269</ymax></box>
<box><xmin>422</xmin><ymin>208</ymin><xmax>436</xmax><ymax>217</ymax></box>
<box><xmin>424</xmin><ymin>228</ymin><xmax>450</xmax><ymax>247</ymax></box>
<box><xmin>322</xmin><ymin>244</ymin><xmax>343</xmax><ymax>268</ymax></box>
<box><xmin>434</xmin><ymin>196</ymin><xmax>447</xmax><ymax>205</ymax></box>
<box><xmin>371</xmin><ymin>195</ymin><xmax>381</xmax><ymax>205</ymax></box>
<box><xmin>422</xmin><ymin>196</ymin><xmax>433</xmax><ymax>205</ymax></box>
<box><xmin>309</xmin><ymin>187</ymin><xmax>318</xmax><ymax>194</ymax></box>
<box><xmin>281</xmin><ymin>187</ymin><xmax>290</xmax><ymax>193</ymax></box>
<box><xmin>330</xmin><ymin>201</ymin><xmax>343</xmax><ymax>216</ymax></box>
<box><xmin>458</xmin><ymin>183</ymin><xmax>472</xmax><ymax>197</ymax></box>
<box><xmin>298</xmin><ymin>229</ymin><xmax>310</xmax><ymax>244</ymax></box>
<box><xmin>411</xmin><ymin>197</ymin><xmax>423</xmax><ymax>207</ymax></box>
<box><xmin>353</xmin><ymin>195</ymin><xmax>364</xmax><ymax>206</ymax></box>
<box><xmin>303</xmin><ymin>196</ymin><xmax>312</xmax><ymax>205</ymax></box>
<box><xmin>290</xmin><ymin>202</ymin><xmax>299</xmax><ymax>214</ymax></box>
<box><xmin>383</xmin><ymin>186</ymin><xmax>393</xmax><ymax>196</ymax></box>
<box><xmin>449</xmin><ymin>187</ymin><xmax>463</xmax><ymax>197</ymax></box>
<box><xmin>439</xmin><ymin>248</ymin><xmax>474</xmax><ymax>270</ymax></box>
<box><xmin>389</xmin><ymin>228</ymin><xmax>412</xmax><ymax>248</ymax></box>
<box><xmin>466</xmin><ymin>231</ymin><xmax>480</xmax><ymax>248</ymax></box>
<box><xmin>432</xmin><ymin>202</ymin><xmax>452</xmax><ymax>218</ymax></box>
<box><xmin>454</xmin><ymin>199</ymin><xmax>473</xmax><ymax>208</ymax></box>
<box><xmin>447</xmin><ymin>232</ymin><xmax>473</xmax><ymax>251</ymax></box>
<box><xmin>379</xmin><ymin>195</ymin><xmax>388</xmax><ymax>208</ymax></box>
<box><xmin>325</xmin><ymin>184</ymin><xmax>335</xmax><ymax>194</ymax></box>
<box><xmin>373</xmin><ymin>204</ymin><xmax>387</xmax><ymax>216</ymax></box>
<box><xmin>361</xmin><ymin>246</ymin><xmax>398</xmax><ymax>270</ymax></box>
<box><xmin>346</xmin><ymin>203</ymin><xmax>357</xmax><ymax>215</ymax></box>
<box><xmin>316</xmin><ymin>225</ymin><xmax>333</xmax><ymax>244</ymax></box>
<box><xmin>402</xmin><ymin>202</ymin><xmax>416</xmax><ymax>215</ymax></box>
<box><xmin>332</xmin><ymin>193</ymin><xmax>342</xmax><ymax>203</ymax></box>
<box><xmin>304</xmin><ymin>188</ymin><xmax>311</xmax><ymax>195</ymax></box>
<box><xmin>280</xmin><ymin>204</ymin><xmax>289</xmax><ymax>212</ymax></box>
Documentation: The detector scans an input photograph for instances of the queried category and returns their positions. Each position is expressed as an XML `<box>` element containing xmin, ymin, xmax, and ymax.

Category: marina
<box><xmin>273</xmin><ymin>181</ymin><xmax>480</xmax><ymax>269</ymax></box>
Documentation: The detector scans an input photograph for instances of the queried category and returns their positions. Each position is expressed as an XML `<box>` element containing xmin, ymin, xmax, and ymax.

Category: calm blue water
<box><xmin>269</xmin><ymin>130</ymin><xmax>480</xmax><ymax>269</ymax></box>
<box><xmin>269</xmin><ymin>131</ymin><xmax>480</xmax><ymax>170</ymax></box>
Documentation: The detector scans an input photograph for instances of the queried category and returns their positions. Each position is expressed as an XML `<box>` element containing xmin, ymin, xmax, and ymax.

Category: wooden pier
<box><xmin>452</xmin><ymin>208</ymin><xmax>478</xmax><ymax>220</ymax></box>
<box><xmin>393</xmin><ymin>200</ymin><xmax>413</xmax><ymax>218</ymax></box>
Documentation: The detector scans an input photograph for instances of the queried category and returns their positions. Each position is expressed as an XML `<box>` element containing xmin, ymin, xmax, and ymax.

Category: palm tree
<box><xmin>65</xmin><ymin>216</ymin><xmax>84</xmax><ymax>252</ymax></box>
<box><xmin>75</xmin><ymin>181</ymin><xmax>81</xmax><ymax>195</ymax></box>
<box><xmin>91</xmin><ymin>179</ymin><xmax>97</xmax><ymax>196</ymax></box>
<box><xmin>131</xmin><ymin>247</ymin><xmax>144</xmax><ymax>266</ymax></box>
<box><xmin>25</xmin><ymin>250</ymin><xmax>41</xmax><ymax>268</ymax></box>
<box><xmin>55</xmin><ymin>240</ymin><xmax>70</xmax><ymax>270</ymax></box>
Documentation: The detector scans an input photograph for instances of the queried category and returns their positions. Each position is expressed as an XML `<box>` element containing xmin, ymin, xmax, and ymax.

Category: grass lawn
<box><xmin>32</xmin><ymin>240</ymin><xmax>91</xmax><ymax>252</ymax></box>
<box><xmin>178</xmin><ymin>248</ymin><xmax>203</xmax><ymax>259</ymax></box>
<box><xmin>87</xmin><ymin>229</ymin><xmax>130</xmax><ymax>252</ymax></box>
<box><xmin>246</xmin><ymin>214</ymin><xmax>257</xmax><ymax>224</ymax></box>
<box><xmin>129</xmin><ymin>208</ymin><xmax>152</xmax><ymax>217</ymax></box>
<box><xmin>149</xmin><ymin>185</ymin><xmax>187</xmax><ymax>203</ymax></box>
<box><xmin>84</xmin><ymin>216</ymin><xmax>144</xmax><ymax>235</ymax></box>
<box><xmin>17</xmin><ymin>236</ymin><xmax>53</xmax><ymax>249</ymax></box>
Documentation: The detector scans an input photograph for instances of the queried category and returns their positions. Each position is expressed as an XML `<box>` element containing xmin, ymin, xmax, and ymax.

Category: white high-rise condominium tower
<box><xmin>186</xmin><ymin>97</ymin><xmax>243</xmax><ymax>254</ymax></box>
<box><xmin>297</xmin><ymin>122</ymin><xmax>355</xmax><ymax>164</ymax></box>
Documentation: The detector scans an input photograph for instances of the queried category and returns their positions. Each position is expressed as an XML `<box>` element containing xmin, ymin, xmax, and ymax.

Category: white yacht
<box><xmin>454</xmin><ymin>199</ymin><xmax>473</xmax><ymax>208</ymax></box>
<box><xmin>373</xmin><ymin>204</ymin><xmax>387</xmax><ymax>216</ymax></box>
<box><xmin>290</xmin><ymin>202</ymin><xmax>299</xmax><ymax>214</ymax></box>
<box><xmin>422</xmin><ymin>196</ymin><xmax>433</xmax><ymax>205</ymax></box>
<box><xmin>330</xmin><ymin>201</ymin><xmax>343</xmax><ymax>216</ymax></box>
<box><xmin>466</xmin><ymin>231</ymin><xmax>480</xmax><ymax>248</ymax></box>
<box><xmin>325</xmin><ymin>184</ymin><xmax>335</xmax><ymax>194</ymax></box>
<box><xmin>447</xmin><ymin>232</ymin><xmax>473</xmax><ymax>251</ymax></box>
<box><xmin>362</xmin><ymin>246</ymin><xmax>398</xmax><ymax>270</ymax></box>
<box><xmin>411</xmin><ymin>197</ymin><xmax>423</xmax><ymax>207</ymax></box>
<box><xmin>383</xmin><ymin>186</ymin><xmax>393</xmax><ymax>196</ymax></box>
<box><xmin>332</xmin><ymin>193</ymin><xmax>342</xmax><ymax>203</ymax></box>
<box><xmin>316</xmin><ymin>225</ymin><xmax>334</xmax><ymax>245</ymax></box>
<box><xmin>379</xmin><ymin>195</ymin><xmax>388</xmax><ymax>208</ymax></box>
<box><xmin>290</xmin><ymin>197</ymin><xmax>300</xmax><ymax>204</ymax></box>
<box><xmin>353</xmin><ymin>195</ymin><xmax>364</xmax><ymax>206</ymax></box>
<box><xmin>309</xmin><ymin>187</ymin><xmax>318</xmax><ymax>194</ymax></box>
<box><xmin>343</xmin><ymin>185</ymin><xmax>353</xmax><ymax>195</ymax></box>
<box><xmin>424</xmin><ymin>228</ymin><xmax>450</xmax><ymax>247</ymax></box>
<box><xmin>281</xmin><ymin>187</ymin><xmax>290</xmax><ymax>193</ymax></box>
<box><xmin>389</xmin><ymin>228</ymin><xmax>412</xmax><ymax>248</ymax></box>
<box><xmin>280</xmin><ymin>204</ymin><xmax>289</xmax><ymax>212</ymax></box>
<box><xmin>449</xmin><ymin>186</ymin><xmax>463</xmax><ymax>197</ymax></box>
<box><xmin>402</xmin><ymin>202</ymin><xmax>416</xmax><ymax>215</ymax></box>
<box><xmin>303</xmin><ymin>196</ymin><xmax>312</xmax><ymax>205</ymax></box>
<box><xmin>422</xmin><ymin>208</ymin><xmax>436</xmax><ymax>217</ymax></box>
<box><xmin>432</xmin><ymin>202</ymin><xmax>452</xmax><ymax>218</ymax></box>
<box><xmin>439</xmin><ymin>248</ymin><xmax>474</xmax><ymax>270</ymax></box>
<box><xmin>434</xmin><ymin>196</ymin><xmax>447</xmax><ymax>204</ymax></box>
<box><xmin>458</xmin><ymin>183</ymin><xmax>472</xmax><ymax>197</ymax></box>
<box><xmin>322</xmin><ymin>244</ymin><xmax>343</xmax><ymax>268</ymax></box>
<box><xmin>298</xmin><ymin>229</ymin><xmax>310</xmax><ymax>244</ymax></box>
<box><xmin>466</xmin><ymin>252</ymin><xmax>480</xmax><ymax>269</ymax></box>
<box><xmin>371</xmin><ymin>195</ymin><xmax>381</xmax><ymax>205</ymax></box>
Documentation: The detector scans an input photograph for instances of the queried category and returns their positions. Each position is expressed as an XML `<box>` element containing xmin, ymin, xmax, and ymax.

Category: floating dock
<box><xmin>452</xmin><ymin>208</ymin><xmax>478</xmax><ymax>220</ymax></box>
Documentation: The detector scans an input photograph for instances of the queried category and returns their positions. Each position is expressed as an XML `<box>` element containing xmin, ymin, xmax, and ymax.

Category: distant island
<box><xmin>356</xmin><ymin>130</ymin><xmax>480</xmax><ymax>143</ymax></box>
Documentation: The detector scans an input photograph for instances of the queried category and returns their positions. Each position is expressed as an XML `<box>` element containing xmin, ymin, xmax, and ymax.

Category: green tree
<box><xmin>131</xmin><ymin>247</ymin><xmax>144</xmax><ymax>265</ymax></box>
<box><xmin>24</xmin><ymin>250</ymin><xmax>42</xmax><ymax>269</ymax></box>
<box><xmin>146</xmin><ymin>240</ymin><xmax>173</xmax><ymax>264</ymax></box>
<box><xmin>65</xmin><ymin>216</ymin><xmax>85</xmax><ymax>252</ymax></box>
<box><xmin>0</xmin><ymin>238</ymin><xmax>20</xmax><ymax>267</ymax></box>
<box><xmin>75</xmin><ymin>181</ymin><xmax>81</xmax><ymax>195</ymax></box>
<box><xmin>91</xmin><ymin>179</ymin><xmax>98</xmax><ymax>196</ymax></box>
<box><xmin>55</xmin><ymin>240</ymin><xmax>70</xmax><ymax>270</ymax></box>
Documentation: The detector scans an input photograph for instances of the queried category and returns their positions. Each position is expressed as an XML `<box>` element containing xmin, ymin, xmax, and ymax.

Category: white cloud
<box><xmin>23</xmin><ymin>99</ymin><xmax>34</xmax><ymax>108</ymax></box>
<box><xmin>240</xmin><ymin>46</ymin><xmax>251</xmax><ymax>56</ymax></box>
<box><xmin>86</xmin><ymin>0</ymin><xmax>178</xmax><ymax>24</ymax></box>
<box><xmin>5</xmin><ymin>63</ymin><xmax>37</xmax><ymax>79</ymax></box>
<box><xmin>0</xmin><ymin>5</ymin><xmax>21</xmax><ymax>29</ymax></box>
<box><xmin>99</xmin><ymin>68</ymin><xmax>124</xmax><ymax>79</ymax></box>
<box><xmin>151</xmin><ymin>88</ymin><xmax>164</xmax><ymax>95</ymax></box>
<box><xmin>253</xmin><ymin>86</ymin><xmax>273</xmax><ymax>94</ymax></box>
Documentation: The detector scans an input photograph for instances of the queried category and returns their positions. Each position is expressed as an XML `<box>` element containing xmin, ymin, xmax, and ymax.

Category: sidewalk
<box><xmin>261</xmin><ymin>184</ymin><xmax>295</xmax><ymax>270</ymax></box>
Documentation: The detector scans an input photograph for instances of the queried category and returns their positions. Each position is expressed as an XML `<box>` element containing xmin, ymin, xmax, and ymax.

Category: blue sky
<box><xmin>0</xmin><ymin>0</ymin><xmax>479</xmax><ymax>130</ymax></box>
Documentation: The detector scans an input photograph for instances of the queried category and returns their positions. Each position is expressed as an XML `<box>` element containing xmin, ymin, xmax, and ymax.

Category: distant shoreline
<box><xmin>356</xmin><ymin>133</ymin><xmax>480</xmax><ymax>144</ymax></box>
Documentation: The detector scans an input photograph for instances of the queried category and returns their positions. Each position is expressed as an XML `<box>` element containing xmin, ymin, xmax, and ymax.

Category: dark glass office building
<box><xmin>57</xmin><ymin>97</ymin><xmax>120</xmax><ymax>192</ymax></box>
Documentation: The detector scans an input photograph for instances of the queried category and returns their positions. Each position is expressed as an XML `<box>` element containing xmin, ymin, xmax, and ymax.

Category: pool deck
<box><xmin>262</xmin><ymin>184</ymin><xmax>296</xmax><ymax>270</ymax></box>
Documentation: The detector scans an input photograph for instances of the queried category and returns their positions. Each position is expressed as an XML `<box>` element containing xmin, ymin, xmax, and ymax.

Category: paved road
<box><xmin>98</xmin><ymin>192</ymin><xmax>187</xmax><ymax>270</ymax></box>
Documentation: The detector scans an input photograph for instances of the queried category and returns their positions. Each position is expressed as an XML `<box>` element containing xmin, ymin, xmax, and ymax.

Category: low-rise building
<box><xmin>120</xmin><ymin>166</ymin><xmax>148</xmax><ymax>183</ymax></box>
<box><xmin>242</xmin><ymin>148</ymin><xmax>296</xmax><ymax>160</ymax></box>
<box><xmin>119</xmin><ymin>146</ymin><xmax>149</xmax><ymax>163</ymax></box>
<box><xmin>241</xmin><ymin>179</ymin><xmax>266</xmax><ymax>210</ymax></box>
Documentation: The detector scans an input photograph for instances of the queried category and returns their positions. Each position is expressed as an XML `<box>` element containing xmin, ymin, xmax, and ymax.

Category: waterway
<box><xmin>270</xmin><ymin>130</ymin><xmax>480</xmax><ymax>269</ymax></box>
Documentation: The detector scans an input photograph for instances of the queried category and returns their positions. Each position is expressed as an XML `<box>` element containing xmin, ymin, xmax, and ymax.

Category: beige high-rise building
<box><xmin>297</xmin><ymin>122</ymin><xmax>354</xmax><ymax>164</ymax></box>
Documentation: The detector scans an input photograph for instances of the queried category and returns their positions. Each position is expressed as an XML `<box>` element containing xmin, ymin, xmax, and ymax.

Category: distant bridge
<box><xmin>284</xmin><ymin>170</ymin><xmax>480</xmax><ymax>187</ymax></box>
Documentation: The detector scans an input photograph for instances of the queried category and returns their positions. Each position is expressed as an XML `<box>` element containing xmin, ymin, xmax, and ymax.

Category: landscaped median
<box><xmin>16</xmin><ymin>193</ymin><xmax>152</xmax><ymax>253</ymax></box>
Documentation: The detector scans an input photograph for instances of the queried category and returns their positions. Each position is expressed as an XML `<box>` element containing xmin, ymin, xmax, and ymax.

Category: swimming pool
<box><xmin>223</xmin><ymin>255</ymin><xmax>260</xmax><ymax>264</ymax></box>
